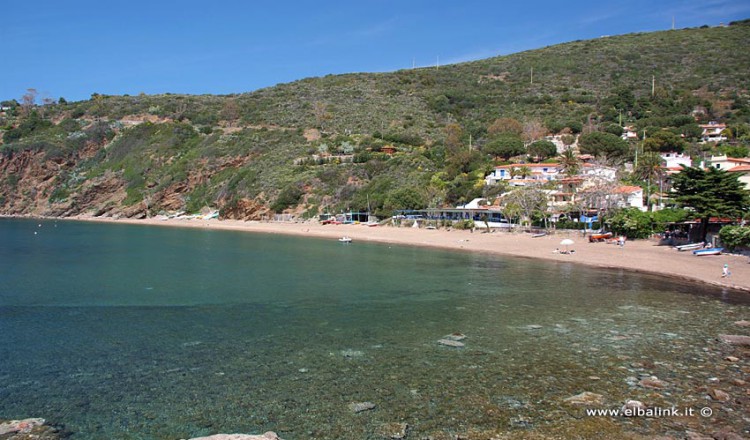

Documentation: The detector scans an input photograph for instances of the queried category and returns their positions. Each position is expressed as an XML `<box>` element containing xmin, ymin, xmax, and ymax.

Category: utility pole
<box><xmin>652</xmin><ymin>75</ymin><xmax>655</xmax><ymax>97</ymax></box>
<box><xmin>469</xmin><ymin>134</ymin><xmax>472</xmax><ymax>151</ymax></box>
<box><xmin>530</xmin><ymin>67</ymin><xmax>534</xmax><ymax>85</ymax></box>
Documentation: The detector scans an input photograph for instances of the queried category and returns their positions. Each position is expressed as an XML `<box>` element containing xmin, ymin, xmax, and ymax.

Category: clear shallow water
<box><xmin>1</xmin><ymin>218</ymin><xmax>748</xmax><ymax>439</ymax></box>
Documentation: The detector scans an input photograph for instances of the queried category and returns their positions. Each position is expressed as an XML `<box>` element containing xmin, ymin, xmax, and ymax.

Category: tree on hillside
<box><xmin>488</xmin><ymin>117</ymin><xmax>523</xmax><ymax>136</ymax></box>
<box><xmin>527</xmin><ymin>140</ymin><xmax>557</xmax><ymax>161</ymax></box>
<box><xmin>20</xmin><ymin>88</ymin><xmax>38</xmax><ymax>118</ymax></box>
<box><xmin>561</xmin><ymin>134</ymin><xmax>576</xmax><ymax>149</ymax></box>
<box><xmin>643</xmin><ymin>130</ymin><xmax>687</xmax><ymax>153</ymax></box>
<box><xmin>313</xmin><ymin>101</ymin><xmax>332</xmax><ymax>131</ymax></box>
<box><xmin>444</xmin><ymin>123</ymin><xmax>465</xmax><ymax>154</ymax></box>
<box><xmin>522</xmin><ymin>119</ymin><xmax>546</xmax><ymax>144</ymax></box>
<box><xmin>221</xmin><ymin>98</ymin><xmax>240</xmax><ymax>126</ymax></box>
<box><xmin>482</xmin><ymin>134</ymin><xmax>525</xmax><ymax>160</ymax></box>
<box><xmin>671</xmin><ymin>166</ymin><xmax>749</xmax><ymax>242</ymax></box>
<box><xmin>680</xmin><ymin>123</ymin><xmax>703</xmax><ymax>142</ymax></box>
<box><xmin>384</xmin><ymin>187</ymin><xmax>427</xmax><ymax>212</ymax></box>
<box><xmin>578</xmin><ymin>132</ymin><xmax>628</xmax><ymax>160</ymax></box>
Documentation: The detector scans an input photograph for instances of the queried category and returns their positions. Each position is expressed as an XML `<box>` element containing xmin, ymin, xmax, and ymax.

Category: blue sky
<box><xmin>4</xmin><ymin>0</ymin><xmax>750</xmax><ymax>103</ymax></box>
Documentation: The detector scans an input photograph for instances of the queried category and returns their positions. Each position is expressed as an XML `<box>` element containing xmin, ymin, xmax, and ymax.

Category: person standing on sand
<box><xmin>722</xmin><ymin>264</ymin><xmax>730</xmax><ymax>278</ymax></box>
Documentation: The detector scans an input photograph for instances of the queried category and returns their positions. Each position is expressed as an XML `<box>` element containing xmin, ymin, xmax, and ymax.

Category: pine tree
<box><xmin>671</xmin><ymin>166</ymin><xmax>749</xmax><ymax>242</ymax></box>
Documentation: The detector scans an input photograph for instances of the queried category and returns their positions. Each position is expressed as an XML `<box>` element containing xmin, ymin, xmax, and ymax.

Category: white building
<box><xmin>613</xmin><ymin>186</ymin><xmax>645</xmax><ymax>211</ymax></box>
<box><xmin>660</xmin><ymin>151</ymin><xmax>692</xmax><ymax>169</ymax></box>
<box><xmin>700</xmin><ymin>122</ymin><xmax>728</xmax><ymax>143</ymax></box>
<box><xmin>709</xmin><ymin>155</ymin><xmax>750</xmax><ymax>171</ymax></box>
<box><xmin>484</xmin><ymin>163</ymin><xmax>560</xmax><ymax>186</ymax></box>
<box><xmin>581</xmin><ymin>163</ymin><xmax>618</xmax><ymax>181</ymax></box>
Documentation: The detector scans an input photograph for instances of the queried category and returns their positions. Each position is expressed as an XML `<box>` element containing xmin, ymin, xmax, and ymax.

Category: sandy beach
<box><xmin>64</xmin><ymin>215</ymin><xmax>750</xmax><ymax>295</ymax></box>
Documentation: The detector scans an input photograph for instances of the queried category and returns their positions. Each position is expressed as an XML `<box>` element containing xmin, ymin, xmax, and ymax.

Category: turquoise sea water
<box><xmin>1</xmin><ymin>218</ymin><xmax>748</xmax><ymax>439</ymax></box>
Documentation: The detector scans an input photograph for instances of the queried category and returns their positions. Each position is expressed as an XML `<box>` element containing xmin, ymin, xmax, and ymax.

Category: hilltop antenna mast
<box><xmin>412</xmin><ymin>58</ymin><xmax>416</xmax><ymax>69</ymax></box>
<box><xmin>436</xmin><ymin>56</ymin><xmax>440</xmax><ymax>70</ymax></box>
<box><xmin>672</xmin><ymin>16</ymin><xmax>675</xmax><ymax>30</ymax></box>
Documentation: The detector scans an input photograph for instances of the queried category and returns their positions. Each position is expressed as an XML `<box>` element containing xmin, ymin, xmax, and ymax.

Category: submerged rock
<box><xmin>375</xmin><ymin>422</ymin><xmax>408</xmax><ymax>439</ymax></box>
<box><xmin>718</xmin><ymin>334</ymin><xmax>750</xmax><ymax>346</ymax></box>
<box><xmin>639</xmin><ymin>376</ymin><xmax>668</xmax><ymax>389</ymax></box>
<box><xmin>620</xmin><ymin>399</ymin><xmax>647</xmax><ymax>417</ymax></box>
<box><xmin>437</xmin><ymin>339</ymin><xmax>464</xmax><ymax>347</ymax></box>
<box><xmin>712</xmin><ymin>429</ymin><xmax>745</xmax><ymax>440</ymax></box>
<box><xmin>349</xmin><ymin>401</ymin><xmax>376</xmax><ymax>413</ymax></box>
<box><xmin>708</xmin><ymin>388</ymin><xmax>731</xmax><ymax>402</ymax></box>
<box><xmin>563</xmin><ymin>391</ymin><xmax>605</xmax><ymax>405</ymax></box>
<box><xmin>185</xmin><ymin>433</ymin><xmax>282</xmax><ymax>440</ymax></box>
<box><xmin>442</xmin><ymin>332</ymin><xmax>466</xmax><ymax>341</ymax></box>
<box><xmin>685</xmin><ymin>431</ymin><xmax>713</xmax><ymax>440</ymax></box>
<box><xmin>340</xmin><ymin>349</ymin><xmax>364</xmax><ymax>358</ymax></box>
<box><xmin>509</xmin><ymin>416</ymin><xmax>534</xmax><ymax>429</ymax></box>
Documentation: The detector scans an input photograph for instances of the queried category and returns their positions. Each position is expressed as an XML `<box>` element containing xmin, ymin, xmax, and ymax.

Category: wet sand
<box><xmin>67</xmin><ymin>215</ymin><xmax>750</xmax><ymax>294</ymax></box>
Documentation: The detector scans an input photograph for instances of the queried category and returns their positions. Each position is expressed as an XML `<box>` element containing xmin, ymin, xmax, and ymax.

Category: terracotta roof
<box><xmin>581</xmin><ymin>163</ymin><xmax>614</xmax><ymax>169</ymax></box>
<box><xmin>727</xmin><ymin>165</ymin><xmax>750</xmax><ymax>172</ymax></box>
<box><xmin>613</xmin><ymin>185</ymin><xmax>643</xmax><ymax>194</ymax></box>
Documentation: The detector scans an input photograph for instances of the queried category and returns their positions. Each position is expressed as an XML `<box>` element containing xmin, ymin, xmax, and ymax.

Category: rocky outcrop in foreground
<box><xmin>0</xmin><ymin>418</ymin><xmax>63</xmax><ymax>439</ymax></box>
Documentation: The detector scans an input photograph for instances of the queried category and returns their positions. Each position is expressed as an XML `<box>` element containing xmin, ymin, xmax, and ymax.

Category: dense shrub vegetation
<box><xmin>1</xmin><ymin>23</ymin><xmax>749</xmax><ymax>218</ymax></box>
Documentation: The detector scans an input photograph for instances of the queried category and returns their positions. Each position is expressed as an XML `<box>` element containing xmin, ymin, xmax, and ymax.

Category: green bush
<box><xmin>270</xmin><ymin>184</ymin><xmax>304</xmax><ymax>213</ymax></box>
<box><xmin>606</xmin><ymin>209</ymin><xmax>653</xmax><ymax>239</ymax></box>
<box><xmin>606</xmin><ymin>208</ymin><xmax>688</xmax><ymax>239</ymax></box>
<box><xmin>49</xmin><ymin>187</ymin><xmax>70</xmax><ymax>203</ymax></box>
<box><xmin>719</xmin><ymin>225</ymin><xmax>750</xmax><ymax>250</ymax></box>
<box><xmin>453</xmin><ymin>219</ymin><xmax>475</xmax><ymax>230</ymax></box>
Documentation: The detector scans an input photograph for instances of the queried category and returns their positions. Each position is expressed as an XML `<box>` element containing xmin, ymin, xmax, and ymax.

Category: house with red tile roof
<box><xmin>726</xmin><ymin>165</ymin><xmax>750</xmax><ymax>190</ymax></box>
<box><xmin>709</xmin><ymin>155</ymin><xmax>750</xmax><ymax>171</ymax></box>
<box><xmin>612</xmin><ymin>185</ymin><xmax>645</xmax><ymax>210</ymax></box>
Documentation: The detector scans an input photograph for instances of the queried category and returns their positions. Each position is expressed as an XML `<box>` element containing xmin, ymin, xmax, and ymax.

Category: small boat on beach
<box><xmin>588</xmin><ymin>232</ymin><xmax>613</xmax><ymax>242</ymax></box>
<box><xmin>675</xmin><ymin>243</ymin><xmax>704</xmax><ymax>251</ymax></box>
<box><xmin>693</xmin><ymin>247</ymin><xmax>723</xmax><ymax>256</ymax></box>
<box><xmin>338</xmin><ymin>236</ymin><xmax>352</xmax><ymax>243</ymax></box>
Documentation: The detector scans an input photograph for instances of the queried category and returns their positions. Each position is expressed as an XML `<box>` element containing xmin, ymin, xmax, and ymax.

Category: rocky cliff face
<box><xmin>0</xmin><ymin>143</ymin><xmax>271</xmax><ymax>219</ymax></box>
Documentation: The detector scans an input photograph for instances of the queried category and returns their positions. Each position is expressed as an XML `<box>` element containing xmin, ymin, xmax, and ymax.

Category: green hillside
<box><xmin>1</xmin><ymin>21</ymin><xmax>750</xmax><ymax>219</ymax></box>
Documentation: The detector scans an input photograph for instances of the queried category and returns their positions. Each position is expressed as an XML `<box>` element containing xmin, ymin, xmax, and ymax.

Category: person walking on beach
<box><xmin>722</xmin><ymin>264</ymin><xmax>730</xmax><ymax>278</ymax></box>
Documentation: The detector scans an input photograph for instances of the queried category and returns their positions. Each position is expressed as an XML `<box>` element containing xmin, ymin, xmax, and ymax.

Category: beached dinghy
<box><xmin>676</xmin><ymin>243</ymin><xmax>704</xmax><ymax>251</ymax></box>
<box><xmin>338</xmin><ymin>236</ymin><xmax>353</xmax><ymax>243</ymax></box>
<box><xmin>693</xmin><ymin>247</ymin><xmax>722</xmax><ymax>256</ymax></box>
